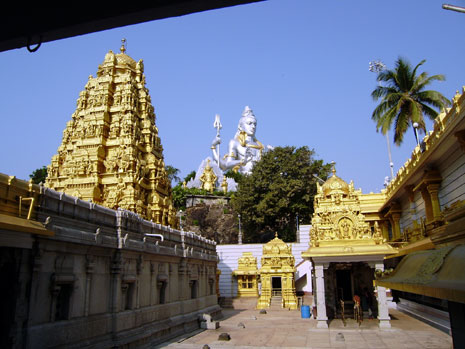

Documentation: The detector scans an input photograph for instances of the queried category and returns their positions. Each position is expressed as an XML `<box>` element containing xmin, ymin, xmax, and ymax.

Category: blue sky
<box><xmin>1</xmin><ymin>0</ymin><xmax>464</xmax><ymax>193</ymax></box>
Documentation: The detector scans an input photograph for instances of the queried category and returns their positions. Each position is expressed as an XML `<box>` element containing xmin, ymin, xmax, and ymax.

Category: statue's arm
<box><xmin>211</xmin><ymin>136</ymin><xmax>221</xmax><ymax>164</ymax></box>
<box><xmin>223</xmin><ymin>140</ymin><xmax>243</xmax><ymax>170</ymax></box>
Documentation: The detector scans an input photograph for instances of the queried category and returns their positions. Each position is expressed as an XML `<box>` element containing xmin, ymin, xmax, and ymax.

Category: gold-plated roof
<box><xmin>304</xmin><ymin>167</ymin><xmax>397</xmax><ymax>258</ymax></box>
<box><xmin>322</xmin><ymin>167</ymin><xmax>349</xmax><ymax>197</ymax></box>
<box><xmin>46</xmin><ymin>43</ymin><xmax>176</xmax><ymax>227</ymax></box>
<box><xmin>115</xmin><ymin>52</ymin><xmax>137</xmax><ymax>68</ymax></box>
<box><xmin>260</xmin><ymin>233</ymin><xmax>295</xmax><ymax>272</ymax></box>
<box><xmin>232</xmin><ymin>252</ymin><xmax>258</xmax><ymax>275</ymax></box>
<box><xmin>262</xmin><ymin>232</ymin><xmax>292</xmax><ymax>256</ymax></box>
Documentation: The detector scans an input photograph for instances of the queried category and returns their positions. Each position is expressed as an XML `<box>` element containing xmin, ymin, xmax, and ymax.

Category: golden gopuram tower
<box><xmin>46</xmin><ymin>41</ymin><xmax>176</xmax><ymax>227</ymax></box>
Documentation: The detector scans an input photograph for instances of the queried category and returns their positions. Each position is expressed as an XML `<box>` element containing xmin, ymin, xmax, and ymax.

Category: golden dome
<box><xmin>115</xmin><ymin>39</ymin><xmax>137</xmax><ymax>68</ymax></box>
<box><xmin>263</xmin><ymin>233</ymin><xmax>292</xmax><ymax>255</ymax></box>
<box><xmin>115</xmin><ymin>53</ymin><xmax>136</xmax><ymax>68</ymax></box>
<box><xmin>322</xmin><ymin>167</ymin><xmax>349</xmax><ymax>197</ymax></box>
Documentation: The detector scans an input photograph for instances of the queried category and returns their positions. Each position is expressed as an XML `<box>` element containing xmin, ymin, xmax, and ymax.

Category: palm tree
<box><xmin>371</xmin><ymin>57</ymin><xmax>450</xmax><ymax>146</ymax></box>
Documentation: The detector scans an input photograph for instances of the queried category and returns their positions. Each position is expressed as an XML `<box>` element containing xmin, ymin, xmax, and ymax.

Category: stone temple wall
<box><xmin>0</xmin><ymin>174</ymin><xmax>220</xmax><ymax>348</ymax></box>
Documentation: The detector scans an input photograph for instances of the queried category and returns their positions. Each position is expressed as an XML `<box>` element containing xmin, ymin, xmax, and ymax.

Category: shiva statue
<box><xmin>212</xmin><ymin>106</ymin><xmax>270</xmax><ymax>174</ymax></box>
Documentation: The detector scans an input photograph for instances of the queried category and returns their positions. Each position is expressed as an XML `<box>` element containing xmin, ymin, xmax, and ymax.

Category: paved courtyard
<box><xmin>155</xmin><ymin>307</ymin><xmax>452</xmax><ymax>348</ymax></box>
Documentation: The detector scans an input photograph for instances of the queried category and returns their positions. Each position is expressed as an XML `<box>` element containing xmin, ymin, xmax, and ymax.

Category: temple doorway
<box><xmin>336</xmin><ymin>269</ymin><xmax>352</xmax><ymax>301</ymax></box>
<box><xmin>272</xmin><ymin>276</ymin><xmax>282</xmax><ymax>296</ymax></box>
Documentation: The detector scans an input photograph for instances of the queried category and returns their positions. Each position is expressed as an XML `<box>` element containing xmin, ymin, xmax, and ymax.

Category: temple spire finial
<box><xmin>331</xmin><ymin>161</ymin><xmax>336</xmax><ymax>176</ymax></box>
<box><xmin>120</xmin><ymin>38</ymin><xmax>127</xmax><ymax>54</ymax></box>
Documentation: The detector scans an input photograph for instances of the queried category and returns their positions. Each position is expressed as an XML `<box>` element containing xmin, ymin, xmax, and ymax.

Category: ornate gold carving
<box><xmin>199</xmin><ymin>159</ymin><xmax>217</xmax><ymax>193</ymax></box>
<box><xmin>310</xmin><ymin>168</ymin><xmax>383</xmax><ymax>247</ymax></box>
<box><xmin>304</xmin><ymin>167</ymin><xmax>398</xmax><ymax>259</ymax></box>
<box><xmin>46</xmin><ymin>43</ymin><xmax>176</xmax><ymax>227</ymax></box>
<box><xmin>257</xmin><ymin>234</ymin><xmax>298</xmax><ymax>309</ymax></box>
<box><xmin>232</xmin><ymin>252</ymin><xmax>259</xmax><ymax>297</ymax></box>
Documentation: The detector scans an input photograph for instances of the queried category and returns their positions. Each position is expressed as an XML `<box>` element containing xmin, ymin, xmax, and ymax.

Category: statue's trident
<box><xmin>213</xmin><ymin>114</ymin><xmax>222</xmax><ymax>166</ymax></box>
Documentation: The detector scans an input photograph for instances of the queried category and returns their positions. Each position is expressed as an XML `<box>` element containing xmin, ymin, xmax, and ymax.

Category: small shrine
<box><xmin>302</xmin><ymin>166</ymin><xmax>397</xmax><ymax>328</ymax></box>
<box><xmin>45</xmin><ymin>41</ymin><xmax>176</xmax><ymax>227</ymax></box>
<box><xmin>257</xmin><ymin>234</ymin><xmax>298</xmax><ymax>309</ymax></box>
<box><xmin>232</xmin><ymin>252</ymin><xmax>259</xmax><ymax>297</ymax></box>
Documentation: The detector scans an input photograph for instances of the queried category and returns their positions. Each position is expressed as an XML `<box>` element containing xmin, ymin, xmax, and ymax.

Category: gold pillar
<box><xmin>381</xmin><ymin>221</ymin><xmax>390</xmax><ymax>241</ymax></box>
<box><xmin>391</xmin><ymin>213</ymin><xmax>402</xmax><ymax>241</ymax></box>
<box><xmin>427</xmin><ymin>183</ymin><xmax>442</xmax><ymax>222</ymax></box>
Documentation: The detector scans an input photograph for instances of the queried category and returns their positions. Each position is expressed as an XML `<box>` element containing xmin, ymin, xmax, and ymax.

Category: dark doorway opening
<box><xmin>272</xmin><ymin>276</ymin><xmax>282</xmax><ymax>296</ymax></box>
<box><xmin>336</xmin><ymin>269</ymin><xmax>352</xmax><ymax>301</ymax></box>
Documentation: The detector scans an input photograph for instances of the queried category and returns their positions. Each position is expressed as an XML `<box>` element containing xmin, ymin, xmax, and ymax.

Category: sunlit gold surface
<box><xmin>304</xmin><ymin>167</ymin><xmax>397</xmax><ymax>258</ymax></box>
<box><xmin>199</xmin><ymin>159</ymin><xmax>217</xmax><ymax>193</ymax></box>
<box><xmin>232</xmin><ymin>252</ymin><xmax>259</xmax><ymax>297</ymax></box>
<box><xmin>257</xmin><ymin>234</ymin><xmax>298</xmax><ymax>309</ymax></box>
<box><xmin>0</xmin><ymin>174</ymin><xmax>53</xmax><ymax>236</ymax></box>
<box><xmin>45</xmin><ymin>44</ymin><xmax>176</xmax><ymax>226</ymax></box>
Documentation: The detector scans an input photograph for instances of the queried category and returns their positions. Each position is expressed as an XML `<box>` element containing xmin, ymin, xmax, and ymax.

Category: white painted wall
<box><xmin>216</xmin><ymin>225</ymin><xmax>312</xmax><ymax>297</ymax></box>
<box><xmin>438</xmin><ymin>146</ymin><xmax>465</xmax><ymax>209</ymax></box>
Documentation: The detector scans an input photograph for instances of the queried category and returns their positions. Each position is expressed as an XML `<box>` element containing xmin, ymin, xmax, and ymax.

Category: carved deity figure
<box><xmin>200</xmin><ymin>160</ymin><xmax>217</xmax><ymax>193</ymax></box>
<box><xmin>212</xmin><ymin>106</ymin><xmax>270</xmax><ymax>174</ymax></box>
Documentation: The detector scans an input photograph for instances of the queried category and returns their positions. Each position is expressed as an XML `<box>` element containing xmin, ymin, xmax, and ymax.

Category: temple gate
<box><xmin>302</xmin><ymin>166</ymin><xmax>397</xmax><ymax>328</ymax></box>
<box><xmin>256</xmin><ymin>234</ymin><xmax>298</xmax><ymax>309</ymax></box>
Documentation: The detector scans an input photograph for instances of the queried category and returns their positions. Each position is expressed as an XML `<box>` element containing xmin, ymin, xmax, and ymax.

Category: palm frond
<box><xmin>418</xmin><ymin>102</ymin><xmax>440</xmax><ymax>120</ymax></box>
<box><xmin>370</xmin><ymin>56</ymin><xmax>447</xmax><ymax>146</ymax></box>
<box><xmin>411</xmin><ymin>59</ymin><xmax>426</xmax><ymax>79</ymax></box>
<box><xmin>416</xmin><ymin>90</ymin><xmax>451</xmax><ymax>109</ymax></box>
<box><xmin>393</xmin><ymin>110</ymin><xmax>410</xmax><ymax>145</ymax></box>
<box><xmin>413</xmin><ymin>74</ymin><xmax>446</xmax><ymax>93</ymax></box>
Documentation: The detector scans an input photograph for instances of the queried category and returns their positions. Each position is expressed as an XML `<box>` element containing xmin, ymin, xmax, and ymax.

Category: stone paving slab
<box><xmin>153</xmin><ymin>308</ymin><xmax>452</xmax><ymax>348</ymax></box>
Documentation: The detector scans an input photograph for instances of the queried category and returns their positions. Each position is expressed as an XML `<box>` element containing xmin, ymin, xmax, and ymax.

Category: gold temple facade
<box><xmin>303</xmin><ymin>167</ymin><xmax>397</xmax><ymax>328</ymax></box>
<box><xmin>232</xmin><ymin>252</ymin><xmax>259</xmax><ymax>297</ymax></box>
<box><xmin>307</xmin><ymin>167</ymin><xmax>395</xmax><ymax>256</ymax></box>
<box><xmin>46</xmin><ymin>43</ymin><xmax>176</xmax><ymax>226</ymax></box>
<box><xmin>256</xmin><ymin>234</ymin><xmax>298</xmax><ymax>310</ymax></box>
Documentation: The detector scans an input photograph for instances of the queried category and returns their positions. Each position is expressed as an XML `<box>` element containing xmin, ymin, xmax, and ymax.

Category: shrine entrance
<box><xmin>336</xmin><ymin>269</ymin><xmax>353</xmax><ymax>301</ymax></box>
<box><xmin>256</xmin><ymin>234</ymin><xmax>298</xmax><ymax>309</ymax></box>
<box><xmin>271</xmin><ymin>276</ymin><xmax>282</xmax><ymax>296</ymax></box>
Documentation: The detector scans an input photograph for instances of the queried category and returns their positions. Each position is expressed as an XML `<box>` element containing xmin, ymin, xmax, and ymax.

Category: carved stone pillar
<box><xmin>375</xmin><ymin>262</ymin><xmax>391</xmax><ymax>328</ymax></box>
<box><xmin>385</xmin><ymin>202</ymin><xmax>402</xmax><ymax>241</ymax></box>
<box><xmin>178</xmin><ymin>259</ymin><xmax>188</xmax><ymax>301</ymax></box>
<box><xmin>84</xmin><ymin>256</ymin><xmax>95</xmax><ymax>316</ymax></box>
<box><xmin>314</xmin><ymin>263</ymin><xmax>328</xmax><ymax>328</ymax></box>
<box><xmin>414</xmin><ymin>169</ymin><xmax>442</xmax><ymax>229</ymax></box>
<box><xmin>427</xmin><ymin>183</ymin><xmax>442</xmax><ymax>222</ymax></box>
<box><xmin>136</xmin><ymin>255</ymin><xmax>143</xmax><ymax>309</ymax></box>
<box><xmin>110</xmin><ymin>250</ymin><xmax>122</xmax><ymax>342</ymax></box>
<box><xmin>380</xmin><ymin>221</ymin><xmax>390</xmax><ymax>241</ymax></box>
<box><xmin>390</xmin><ymin>213</ymin><xmax>402</xmax><ymax>241</ymax></box>
<box><xmin>405</xmin><ymin>185</ymin><xmax>417</xmax><ymax>224</ymax></box>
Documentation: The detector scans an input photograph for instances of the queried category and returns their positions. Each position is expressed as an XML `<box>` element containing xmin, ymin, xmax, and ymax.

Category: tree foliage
<box><xmin>231</xmin><ymin>146</ymin><xmax>331</xmax><ymax>243</ymax></box>
<box><xmin>29</xmin><ymin>166</ymin><xmax>48</xmax><ymax>184</ymax></box>
<box><xmin>183</xmin><ymin>170</ymin><xmax>196</xmax><ymax>183</ymax></box>
<box><xmin>371</xmin><ymin>57</ymin><xmax>450</xmax><ymax>145</ymax></box>
<box><xmin>165</xmin><ymin>165</ymin><xmax>181</xmax><ymax>184</ymax></box>
<box><xmin>172</xmin><ymin>185</ymin><xmax>232</xmax><ymax>211</ymax></box>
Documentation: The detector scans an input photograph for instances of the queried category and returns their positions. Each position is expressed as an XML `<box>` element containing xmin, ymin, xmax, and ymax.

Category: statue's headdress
<box><xmin>241</xmin><ymin>106</ymin><xmax>256</xmax><ymax>120</ymax></box>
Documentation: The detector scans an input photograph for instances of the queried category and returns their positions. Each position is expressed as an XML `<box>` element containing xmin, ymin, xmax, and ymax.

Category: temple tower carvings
<box><xmin>46</xmin><ymin>42</ymin><xmax>176</xmax><ymax>227</ymax></box>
